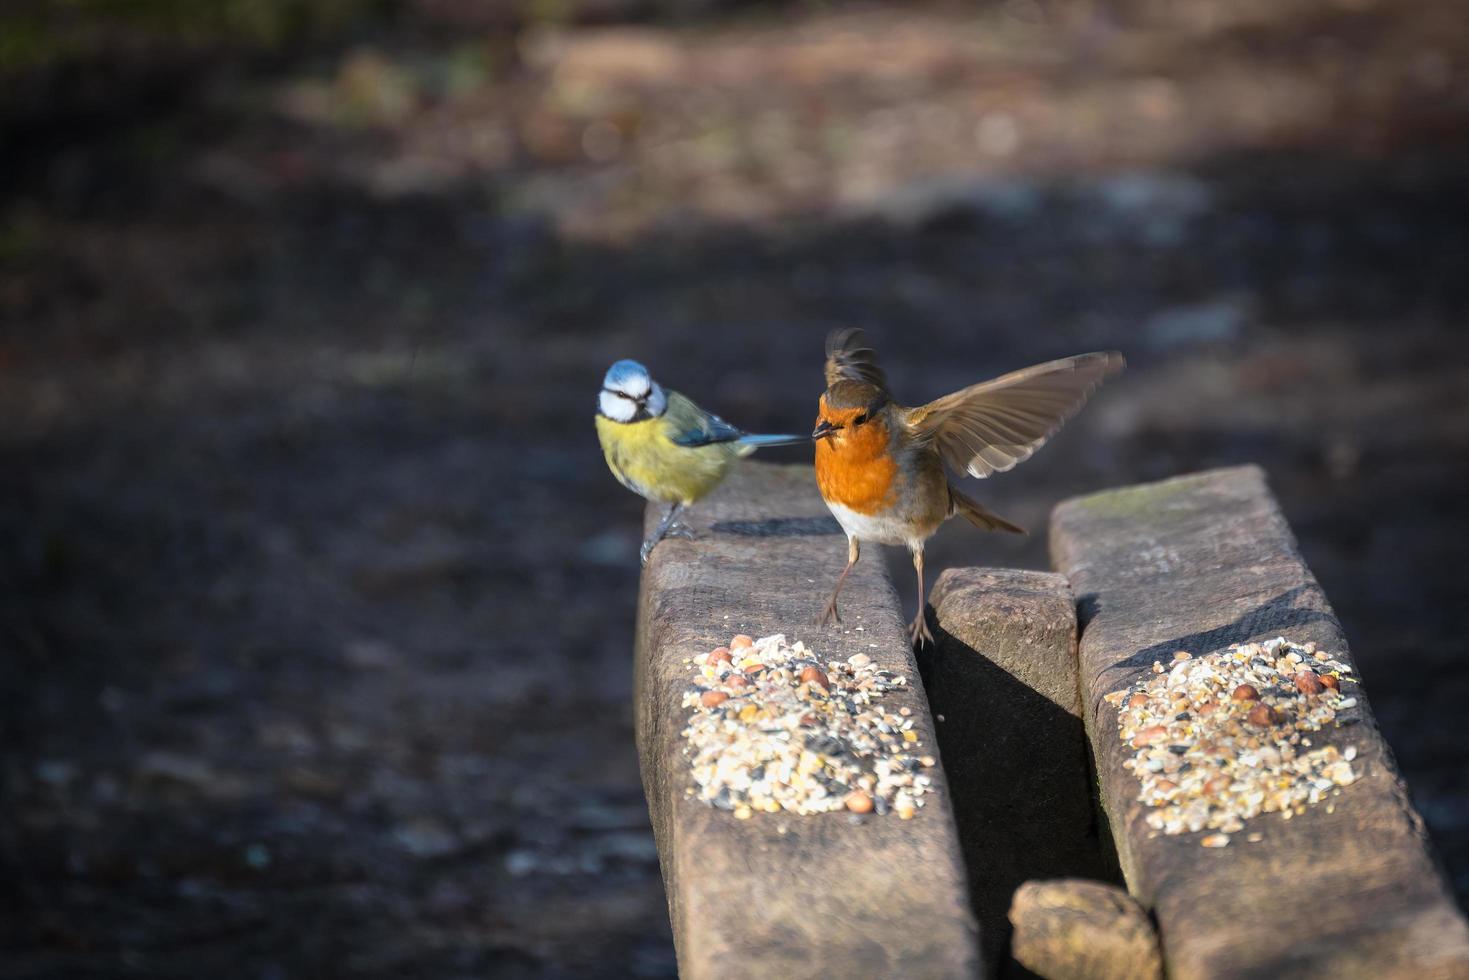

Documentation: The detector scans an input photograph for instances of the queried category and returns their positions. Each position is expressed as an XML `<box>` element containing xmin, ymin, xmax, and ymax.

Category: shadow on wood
<box><xmin>923</xmin><ymin>568</ymin><xmax>1123</xmax><ymax>978</ymax></box>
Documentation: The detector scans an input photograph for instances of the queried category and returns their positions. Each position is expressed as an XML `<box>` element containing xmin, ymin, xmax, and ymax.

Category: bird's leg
<box><xmin>820</xmin><ymin>536</ymin><xmax>860</xmax><ymax>625</ymax></box>
<box><xmin>640</xmin><ymin>503</ymin><xmax>684</xmax><ymax>566</ymax></box>
<box><xmin>908</xmin><ymin>547</ymin><xmax>935</xmax><ymax>647</ymax></box>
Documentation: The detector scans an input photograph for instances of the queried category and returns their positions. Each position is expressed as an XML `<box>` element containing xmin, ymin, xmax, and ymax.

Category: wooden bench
<box><xmin>633</xmin><ymin>460</ymin><xmax>1469</xmax><ymax>978</ymax></box>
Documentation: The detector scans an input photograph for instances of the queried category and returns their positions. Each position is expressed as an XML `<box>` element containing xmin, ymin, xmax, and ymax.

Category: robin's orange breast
<box><xmin>814</xmin><ymin>418</ymin><xmax>899</xmax><ymax>516</ymax></box>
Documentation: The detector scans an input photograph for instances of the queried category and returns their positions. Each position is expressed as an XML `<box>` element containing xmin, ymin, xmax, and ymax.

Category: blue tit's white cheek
<box><xmin>645</xmin><ymin>383</ymin><xmax>667</xmax><ymax>417</ymax></box>
<box><xmin>600</xmin><ymin>390</ymin><xmax>636</xmax><ymax>422</ymax></box>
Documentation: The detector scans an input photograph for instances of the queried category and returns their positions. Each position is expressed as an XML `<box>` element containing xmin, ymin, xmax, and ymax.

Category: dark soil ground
<box><xmin>3</xmin><ymin>2</ymin><xmax>1467</xmax><ymax>976</ymax></box>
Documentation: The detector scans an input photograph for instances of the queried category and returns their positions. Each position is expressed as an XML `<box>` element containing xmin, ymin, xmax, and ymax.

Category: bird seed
<box><xmin>1105</xmin><ymin>636</ymin><xmax>1361</xmax><ymax>848</ymax></box>
<box><xmin>682</xmin><ymin>634</ymin><xmax>935</xmax><ymax>819</ymax></box>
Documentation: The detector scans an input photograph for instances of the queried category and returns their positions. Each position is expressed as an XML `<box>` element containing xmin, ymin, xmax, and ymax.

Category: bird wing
<box><xmin>824</xmin><ymin>328</ymin><xmax>889</xmax><ymax>391</ymax></box>
<box><xmin>905</xmin><ymin>352</ymin><xmax>1123</xmax><ymax>478</ymax></box>
<box><xmin>664</xmin><ymin>391</ymin><xmax>746</xmax><ymax>448</ymax></box>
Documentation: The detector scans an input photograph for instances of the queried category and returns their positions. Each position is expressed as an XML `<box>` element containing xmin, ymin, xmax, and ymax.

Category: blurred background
<box><xmin>2</xmin><ymin>0</ymin><xmax>1466</xmax><ymax>976</ymax></box>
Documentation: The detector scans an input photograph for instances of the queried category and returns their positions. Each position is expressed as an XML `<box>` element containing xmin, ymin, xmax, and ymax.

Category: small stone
<box><xmin>1293</xmin><ymin>671</ymin><xmax>1325</xmax><ymax>696</ymax></box>
<box><xmin>708</xmin><ymin>647</ymin><xmax>733</xmax><ymax>665</ymax></box>
<box><xmin>799</xmin><ymin>666</ymin><xmax>830</xmax><ymax>689</ymax></box>
<box><xmin>725</xmin><ymin>673</ymin><xmax>751</xmax><ymax>689</ymax></box>
<box><xmin>1196</xmin><ymin>699</ymin><xmax>1218</xmax><ymax>715</ymax></box>
<box><xmin>1321</xmin><ymin>674</ymin><xmax>1340</xmax><ymax>691</ymax></box>
<box><xmin>844</xmin><ymin>791</ymin><xmax>874</xmax><ymax>814</ymax></box>
<box><xmin>1128</xmin><ymin>693</ymin><xmax>1150</xmax><ymax>710</ymax></box>
<box><xmin>1173</xmin><ymin>650</ymin><xmax>1192</xmax><ymax>661</ymax></box>
<box><xmin>1336</xmin><ymin>697</ymin><xmax>1358</xmax><ymax>709</ymax></box>
<box><xmin>700</xmin><ymin>691</ymin><xmax>729</xmax><ymax>709</ymax></box>
<box><xmin>730</xmin><ymin>635</ymin><xmax>754</xmax><ymax>650</ymax></box>
<box><xmin>1201</xmin><ymin>833</ymin><xmax>1230</xmax><ymax>848</ymax></box>
<box><xmin>1232</xmin><ymin>684</ymin><xmax>1260</xmax><ymax>701</ymax></box>
<box><xmin>847</xmin><ymin>653</ymin><xmax>872</xmax><ymax>667</ymax></box>
<box><xmin>1203</xmin><ymin>774</ymin><xmax>1231</xmax><ymax>795</ymax></box>
<box><xmin>1246</xmin><ymin>703</ymin><xmax>1279</xmax><ymax>727</ymax></box>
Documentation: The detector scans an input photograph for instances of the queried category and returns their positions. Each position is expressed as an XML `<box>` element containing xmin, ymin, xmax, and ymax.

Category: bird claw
<box><xmin>908</xmin><ymin>613</ymin><xmax>934</xmax><ymax>648</ymax></box>
<box><xmin>640</xmin><ymin>523</ymin><xmax>695</xmax><ymax>566</ymax></box>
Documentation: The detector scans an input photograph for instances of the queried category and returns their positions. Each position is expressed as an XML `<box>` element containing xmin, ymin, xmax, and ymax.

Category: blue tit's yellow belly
<box><xmin>595</xmin><ymin>415</ymin><xmax>744</xmax><ymax>505</ymax></box>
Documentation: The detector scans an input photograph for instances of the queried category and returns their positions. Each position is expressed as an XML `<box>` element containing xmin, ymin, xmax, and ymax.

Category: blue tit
<box><xmin>595</xmin><ymin>359</ymin><xmax>803</xmax><ymax>564</ymax></box>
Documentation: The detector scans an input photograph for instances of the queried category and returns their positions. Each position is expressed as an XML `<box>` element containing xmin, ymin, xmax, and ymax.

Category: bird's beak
<box><xmin>812</xmin><ymin>419</ymin><xmax>836</xmax><ymax>441</ymax></box>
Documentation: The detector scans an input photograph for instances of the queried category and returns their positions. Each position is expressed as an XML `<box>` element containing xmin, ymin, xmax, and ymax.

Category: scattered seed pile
<box><xmin>1105</xmin><ymin>636</ymin><xmax>1362</xmax><ymax>848</ymax></box>
<box><xmin>681</xmin><ymin>633</ymin><xmax>935</xmax><ymax>820</ymax></box>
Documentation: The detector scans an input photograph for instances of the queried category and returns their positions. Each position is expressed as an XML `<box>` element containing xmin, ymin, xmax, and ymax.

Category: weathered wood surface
<box><xmin>1050</xmin><ymin>465</ymin><xmax>1469</xmax><ymax>979</ymax></box>
<box><xmin>636</xmin><ymin>462</ymin><xmax>980</xmax><ymax>979</ymax></box>
<box><xmin>1008</xmin><ymin>879</ymin><xmax>1163</xmax><ymax>980</ymax></box>
<box><xmin>925</xmin><ymin>568</ymin><xmax>1121</xmax><ymax>977</ymax></box>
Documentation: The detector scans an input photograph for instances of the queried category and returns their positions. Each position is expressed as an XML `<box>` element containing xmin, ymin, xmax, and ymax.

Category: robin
<box><xmin>812</xmin><ymin>329</ymin><xmax>1123</xmax><ymax>645</ymax></box>
<box><xmin>596</xmin><ymin>359</ymin><xmax>804</xmax><ymax>565</ymax></box>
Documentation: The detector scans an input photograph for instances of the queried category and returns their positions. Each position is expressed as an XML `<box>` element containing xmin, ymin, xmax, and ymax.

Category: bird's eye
<box><xmin>853</xmin><ymin>412</ymin><xmax>868</xmax><ymax>426</ymax></box>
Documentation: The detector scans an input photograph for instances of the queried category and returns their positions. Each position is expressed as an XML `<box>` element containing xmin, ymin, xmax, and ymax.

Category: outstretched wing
<box><xmin>824</xmin><ymin>328</ymin><xmax>889</xmax><ymax>391</ymax></box>
<box><xmin>906</xmin><ymin>352</ymin><xmax>1123</xmax><ymax>478</ymax></box>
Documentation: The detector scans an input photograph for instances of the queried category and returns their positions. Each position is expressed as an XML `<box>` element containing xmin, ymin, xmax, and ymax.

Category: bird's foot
<box><xmin>908</xmin><ymin>611</ymin><xmax>934</xmax><ymax>648</ymax></box>
<box><xmin>640</xmin><ymin>523</ymin><xmax>696</xmax><ymax>566</ymax></box>
<box><xmin>818</xmin><ymin>600</ymin><xmax>841</xmax><ymax>627</ymax></box>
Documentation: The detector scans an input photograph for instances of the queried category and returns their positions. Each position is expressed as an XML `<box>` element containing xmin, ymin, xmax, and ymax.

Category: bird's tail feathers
<box><xmin>736</xmin><ymin>433</ymin><xmax>807</xmax><ymax>450</ymax></box>
<box><xmin>949</xmin><ymin>485</ymin><xmax>1026</xmax><ymax>535</ymax></box>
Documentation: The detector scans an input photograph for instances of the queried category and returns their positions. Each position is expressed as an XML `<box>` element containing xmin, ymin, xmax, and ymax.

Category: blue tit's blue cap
<box><xmin>604</xmin><ymin>359</ymin><xmax>652</xmax><ymax>391</ymax></box>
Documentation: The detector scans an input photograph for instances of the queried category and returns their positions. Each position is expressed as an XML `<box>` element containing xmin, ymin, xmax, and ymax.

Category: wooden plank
<box><xmin>636</xmin><ymin>461</ymin><xmax>980</xmax><ymax>979</ymax></box>
<box><xmin>1050</xmin><ymin>465</ymin><xmax>1469</xmax><ymax>980</ymax></box>
<box><xmin>925</xmin><ymin>568</ymin><xmax>1121</xmax><ymax>976</ymax></box>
